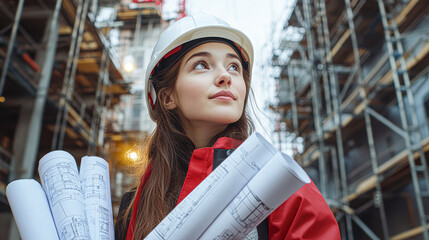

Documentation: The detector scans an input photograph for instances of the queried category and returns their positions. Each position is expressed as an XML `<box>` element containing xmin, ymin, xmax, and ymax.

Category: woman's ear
<box><xmin>159</xmin><ymin>89</ymin><xmax>177</xmax><ymax>110</ymax></box>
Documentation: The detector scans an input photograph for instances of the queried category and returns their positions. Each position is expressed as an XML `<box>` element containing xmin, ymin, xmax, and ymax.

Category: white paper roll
<box><xmin>6</xmin><ymin>179</ymin><xmax>59</xmax><ymax>240</ymax></box>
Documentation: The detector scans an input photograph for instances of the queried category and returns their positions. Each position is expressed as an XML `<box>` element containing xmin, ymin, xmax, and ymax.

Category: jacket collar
<box><xmin>126</xmin><ymin>137</ymin><xmax>242</xmax><ymax>240</ymax></box>
<box><xmin>195</xmin><ymin>137</ymin><xmax>242</xmax><ymax>152</ymax></box>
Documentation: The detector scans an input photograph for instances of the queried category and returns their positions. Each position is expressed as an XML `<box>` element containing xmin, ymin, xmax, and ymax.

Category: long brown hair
<box><xmin>125</xmin><ymin>46</ymin><xmax>254</xmax><ymax>239</ymax></box>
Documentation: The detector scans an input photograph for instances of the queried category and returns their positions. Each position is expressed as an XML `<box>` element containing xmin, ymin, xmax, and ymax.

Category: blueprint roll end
<box><xmin>280</xmin><ymin>152</ymin><xmax>311</xmax><ymax>184</ymax></box>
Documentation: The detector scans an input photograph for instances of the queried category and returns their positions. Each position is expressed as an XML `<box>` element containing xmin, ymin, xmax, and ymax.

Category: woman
<box><xmin>115</xmin><ymin>13</ymin><xmax>341</xmax><ymax>240</ymax></box>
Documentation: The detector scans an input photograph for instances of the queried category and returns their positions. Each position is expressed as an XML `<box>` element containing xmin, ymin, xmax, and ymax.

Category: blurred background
<box><xmin>1</xmin><ymin>0</ymin><xmax>429</xmax><ymax>239</ymax></box>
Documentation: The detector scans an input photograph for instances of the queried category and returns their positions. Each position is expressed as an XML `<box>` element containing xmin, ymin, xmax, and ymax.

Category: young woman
<box><xmin>115</xmin><ymin>13</ymin><xmax>341</xmax><ymax>240</ymax></box>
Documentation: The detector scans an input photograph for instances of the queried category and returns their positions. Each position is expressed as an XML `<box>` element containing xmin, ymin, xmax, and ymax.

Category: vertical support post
<box><xmin>343</xmin><ymin>0</ymin><xmax>390</xmax><ymax>238</ymax></box>
<box><xmin>0</xmin><ymin>0</ymin><xmax>25</xmax><ymax>97</ymax></box>
<box><xmin>51</xmin><ymin>0</ymin><xmax>85</xmax><ymax>150</ymax></box>
<box><xmin>329</xmin><ymin>66</ymin><xmax>354</xmax><ymax>239</ymax></box>
<box><xmin>88</xmin><ymin>49</ymin><xmax>107</xmax><ymax>155</ymax></box>
<box><xmin>97</xmin><ymin>66</ymin><xmax>109</xmax><ymax>153</ymax></box>
<box><xmin>314</xmin><ymin>0</ymin><xmax>332</xmax><ymax>117</ymax></box>
<box><xmin>288</xmin><ymin>66</ymin><xmax>299</xmax><ymax>136</ymax></box>
<box><xmin>377</xmin><ymin>1</ymin><xmax>429</xmax><ymax>239</ymax></box>
<box><xmin>134</xmin><ymin>10</ymin><xmax>142</xmax><ymax>47</ymax></box>
<box><xmin>58</xmin><ymin>0</ymin><xmax>91</xmax><ymax>149</ymax></box>
<box><xmin>330</xmin><ymin>147</ymin><xmax>341</xmax><ymax>201</ymax></box>
<box><xmin>302</xmin><ymin>0</ymin><xmax>327</xmax><ymax>195</ymax></box>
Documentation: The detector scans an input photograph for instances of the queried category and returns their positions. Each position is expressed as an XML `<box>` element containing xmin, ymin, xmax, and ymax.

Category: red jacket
<box><xmin>123</xmin><ymin>137</ymin><xmax>341</xmax><ymax>239</ymax></box>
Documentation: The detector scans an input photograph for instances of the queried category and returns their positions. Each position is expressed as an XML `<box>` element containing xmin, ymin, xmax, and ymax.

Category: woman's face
<box><xmin>167</xmin><ymin>42</ymin><xmax>247</xmax><ymax>132</ymax></box>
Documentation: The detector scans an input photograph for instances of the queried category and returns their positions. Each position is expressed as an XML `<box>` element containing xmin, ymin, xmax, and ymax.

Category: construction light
<box><xmin>124</xmin><ymin>62</ymin><xmax>135</xmax><ymax>72</ymax></box>
<box><xmin>126</xmin><ymin>150</ymin><xmax>139</xmax><ymax>162</ymax></box>
<box><xmin>123</xmin><ymin>55</ymin><xmax>136</xmax><ymax>73</ymax></box>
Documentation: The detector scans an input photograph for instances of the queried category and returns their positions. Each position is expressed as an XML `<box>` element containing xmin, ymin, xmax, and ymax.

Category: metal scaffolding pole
<box><xmin>51</xmin><ymin>0</ymin><xmax>90</xmax><ymax>150</ymax></box>
<box><xmin>58</xmin><ymin>0</ymin><xmax>91</xmax><ymax>149</ymax></box>
<box><xmin>88</xmin><ymin>49</ymin><xmax>108</xmax><ymax>155</ymax></box>
<box><xmin>377</xmin><ymin>1</ymin><xmax>429</xmax><ymax>239</ymax></box>
<box><xmin>314</xmin><ymin>0</ymin><xmax>332</xmax><ymax>117</ymax></box>
<box><xmin>302</xmin><ymin>0</ymin><xmax>327</xmax><ymax>195</ymax></box>
<box><xmin>330</xmin><ymin>147</ymin><xmax>341</xmax><ymax>203</ymax></box>
<box><xmin>0</xmin><ymin>0</ymin><xmax>25</xmax><ymax>97</ymax></box>
<box><xmin>0</xmin><ymin>1</ymin><xmax>39</xmax><ymax>49</ymax></box>
<box><xmin>319</xmin><ymin>0</ymin><xmax>355</xmax><ymax>232</ymax></box>
<box><xmin>343</xmin><ymin>0</ymin><xmax>390</xmax><ymax>238</ymax></box>
<box><xmin>288</xmin><ymin>66</ymin><xmax>299</xmax><ymax>137</ymax></box>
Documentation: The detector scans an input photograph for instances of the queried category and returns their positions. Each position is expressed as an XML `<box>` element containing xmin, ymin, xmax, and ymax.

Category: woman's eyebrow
<box><xmin>185</xmin><ymin>52</ymin><xmax>240</xmax><ymax>64</ymax></box>
<box><xmin>226</xmin><ymin>53</ymin><xmax>240</xmax><ymax>61</ymax></box>
<box><xmin>185</xmin><ymin>52</ymin><xmax>211</xmax><ymax>64</ymax></box>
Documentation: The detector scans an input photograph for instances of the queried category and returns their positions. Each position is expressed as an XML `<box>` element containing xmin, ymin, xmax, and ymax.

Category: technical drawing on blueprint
<box><xmin>80</xmin><ymin>156</ymin><xmax>115</xmax><ymax>240</ymax></box>
<box><xmin>7</xmin><ymin>150</ymin><xmax>114</xmax><ymax>240</ymax></box>
<box><xmin>145</xmin><ymin>132</ymin><xmax>279</xmax><ymax>240</ymax></box>
<box><xmin>38</xmin><ymin>150</ymin><xmax>91</xmax><ymax>240</ymax></box>
<box><xmin>199</xmin><ymin>152</ymin><xmax>310</xmax><ymax>239</ymax></box>
<box><xmin>146</xmin><ymin>133</ymin><xmax>311</xmax><ymax>240</ymax></box>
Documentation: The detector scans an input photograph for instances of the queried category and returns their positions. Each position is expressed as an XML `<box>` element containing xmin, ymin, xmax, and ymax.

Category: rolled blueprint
<box><xmin>145</xmin><ymin>132</ymin><xmax>278</xmax><ymax>240</ymax></box>
<box><xmin>199</xmin><ymin>152</ymin><xmax>310</xmax><ymax>239</ymax></box>
<box><xmin>38</xmin><ymin>150</ymin><xmax>91</xmax><ymax>240</ymax></box>
<box><xmin>80</xmin><ymin>156</ymin><xmax>115</xmax><ymax>240</ymax></box>
<box><xmin>6</xmin><ymin>179</ymin><xmax>59</xmax><ymax>240</ymax></box>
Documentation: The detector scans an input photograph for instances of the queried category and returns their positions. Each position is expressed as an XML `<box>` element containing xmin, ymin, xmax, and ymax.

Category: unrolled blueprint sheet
<box><xmin>80</xmin><ymin>156</ymin><xmax>115</xmax><ymax>240</ymax></box>
<box><xmin>6</xmin><ymin>179</ymin><xmax>59</xmax><ymax>240</ymax></box>
<box><xmin>199</xmin><ymin>152</ymin><xmax>310</xmax><ymax>239</ymax></box>
<box><xmin>145</xmin><ymin>132</ymin><xmax>278</xmax><ymax>240</ymax></box>
<box><xmin>38</xmin><ymin>150</ymin><xmax>91</xmax><ymax>240</ymax></box>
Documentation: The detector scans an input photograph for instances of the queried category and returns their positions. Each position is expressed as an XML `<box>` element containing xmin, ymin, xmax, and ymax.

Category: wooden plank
<box><xmin>340</xmin><ymin>86</ymin><xmax>360</xmax><ymax>112</ymax></box>
<box><xmin>331</xmin><ymin>29</ymin><xmax>351</xmax><ymax>58</ymax></box>
<box><xmin>77</xmin><ymin>58</ymin><xmax>99</xmax><ymax>73</ymax></box>
<box><xmin>323</xmin><ymin>114</ymin><xmax>353</xmax><ymax>139</ymax></box>
<box><xmin>62</xmin><ymin>0</ymin><xmax>76</xmax><ymax>22</ymax></box>
<box><xmin>76</xmin><ymin>74</ymin><xmax>92</xmax><ymax>88</ymax></box>
<box><xmin>391</xmin><ymin>224</ymin><xmax>429</xmax><ymax>240</ymax></box>
<box><xmin>105</xmin><ymin>84</ymin><xmax>129</xmax><ymax>95</ymax></box>
<box><xmin>67</xmin><ymin>105</ymin><xmax>91</xmax><ymax>136</ymax></box>
<box><xmin>339</xmin><ymin>54</ymin><xmax>388</xmax><ymax>112</ymax></box>
<box><xmin>353</xmin><ymin>102</ymin><xmax>365</xmax><ymax>115</ymax></box>
<box><xmin>341</xmin><ymin>42</ymin><xmax>429</xmax><ymax>114</ymax></box>
<box><xmin>395</xmin><ymin>0</ymin><xmax>419</xmax><ymax>26</ymax></box>
<box><xmin>116</xmin><ymin>8</ymin><xmax>159</xmax><ymax>19</ymax></box>
<box><xmin>59</xmin><ymin>24</ymin><xmax>72</xmax><ymax>35</ymax></box>
<box><xmin>347</xmin><ymin>136</ymin><xmax>429</xmax><ymax>201</ymax></box>
<box><xmin>406</xmin><ymin>42</ymin><xmax>429</xmax><ymax>69</ymax></box>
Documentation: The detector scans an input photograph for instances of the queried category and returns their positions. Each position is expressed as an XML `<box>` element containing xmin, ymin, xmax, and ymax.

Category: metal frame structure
<box><xmin>376</xmin><ymin>0</ymin><xmax>429</xmax><ymax>238</ymax></box>
<box><xmin>0</xmin><ymin>0</ymin><xmax>165</xmax><ymax>238</ymax></box>
<box><xmin>0</xmin><ymin>0</ymin><xmax>130</xmax><ymax>214</ymax></box>
<box><xmin>269</xmin><ymin>0</ymin><xmax>429</xmax><ymax>239</ymax></box>
<box><xmin>51</xmin><ymin>0</ymin><xmax>91</xmax><ymax>150</ymax></box>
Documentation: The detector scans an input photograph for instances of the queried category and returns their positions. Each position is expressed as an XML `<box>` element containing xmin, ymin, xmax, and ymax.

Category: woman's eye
<box><xmin>228</xmin><ymin>64</ymin><xmax>240</xmax><ymax>72</ymax></box>
<box><xmin>194</xmin><ymin>62</ymin><xmax>208</xmax><ymax>70</ymax></box>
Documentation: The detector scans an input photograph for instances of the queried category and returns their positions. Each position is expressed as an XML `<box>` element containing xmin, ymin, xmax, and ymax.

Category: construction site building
<box><xmin>269</xmin><ymin>0</ymin><xmax>429</xmax><ymax>239</ymax></box>
<box><xmin>0</xmin><ymin>0</ymin><xmax>163</xmax><ymax>239</ymax></box>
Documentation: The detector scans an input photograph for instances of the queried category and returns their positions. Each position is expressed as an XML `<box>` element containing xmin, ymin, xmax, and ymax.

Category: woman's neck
<box><xmin>182</xmin><ymin>121</ymin><xmax>228</xmax><ymax>148</ymax></box>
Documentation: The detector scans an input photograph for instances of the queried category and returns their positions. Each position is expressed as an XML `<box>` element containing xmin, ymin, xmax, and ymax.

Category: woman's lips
<box><xmin>210</xmin><ymin>90</ymin><xmax>236</xmax><ymax>100</ymax></box>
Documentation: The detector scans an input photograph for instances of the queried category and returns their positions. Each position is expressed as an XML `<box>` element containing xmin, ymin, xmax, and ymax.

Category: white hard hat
<box><xmin>145</xmin><ymin>12</ymin><xmax>254</xmax><ymax>121</ymax></box>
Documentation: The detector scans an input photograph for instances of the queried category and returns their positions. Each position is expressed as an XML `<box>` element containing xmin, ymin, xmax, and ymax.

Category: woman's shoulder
<box><xmin>268</xmin><ymin>181</ymin><xmax>341</xmax><ymax>239</ymax></box>
<box><xmin>119</xmin><ymin>188</ymin><xmax>136</xmax><ymax>209</ymax></box>
<box><xmin>115</xmin><ymin>188</ymin><xmax>137</xmax><ymax>240</ymax></box>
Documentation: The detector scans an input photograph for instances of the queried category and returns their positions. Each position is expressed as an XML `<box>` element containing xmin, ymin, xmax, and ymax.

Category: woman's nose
<box><xmin>215</xmin><ymin>67</ymin><xmax>232</xmax><ymax>87</ymax></box>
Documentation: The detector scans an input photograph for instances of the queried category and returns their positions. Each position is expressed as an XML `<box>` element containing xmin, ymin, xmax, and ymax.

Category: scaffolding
<box><xmin>270</xmin><ymin>0</ymin><xmax>429</xmax><ymax>239</ymax></box>
<box><xmin>0</xmin><ymin>0</ymin><xmax>162</xmax><ymax>238</ymax></box>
